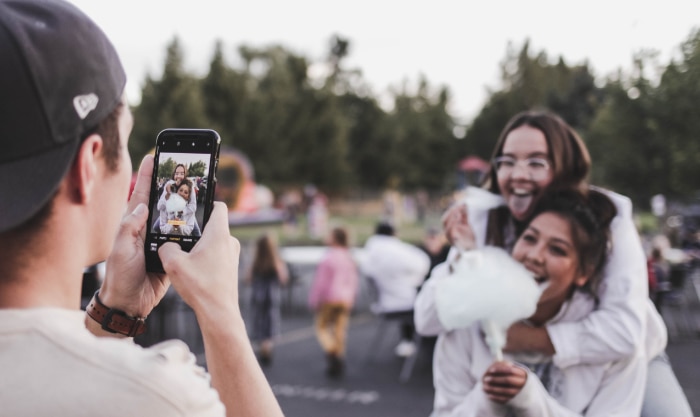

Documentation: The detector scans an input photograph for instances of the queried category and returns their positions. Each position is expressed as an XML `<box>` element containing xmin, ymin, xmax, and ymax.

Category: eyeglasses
<box><xmin>493</xmin><ymin>156</ymin><xmax>550</xmax><ymax>181</ymax></box>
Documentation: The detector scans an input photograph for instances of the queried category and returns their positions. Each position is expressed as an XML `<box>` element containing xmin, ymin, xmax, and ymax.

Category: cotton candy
<box><xmin>435</xmin><ymin>246</ymin><xmax>542</xmax><ymax>360</ymax></box>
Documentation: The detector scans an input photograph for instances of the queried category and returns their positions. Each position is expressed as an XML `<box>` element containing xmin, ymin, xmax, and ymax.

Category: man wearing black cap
<box><xmin>0</xmin><ymin>1</ymin><xmax>282</xmax><ymax>416</ymax></box>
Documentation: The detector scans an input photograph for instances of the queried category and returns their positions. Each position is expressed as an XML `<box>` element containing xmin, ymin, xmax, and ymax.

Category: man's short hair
<box><xmin>0</xmin><ymin>0</ymin><xmax>126</xmax><ymax>233</ymax></box>
<box><xmin>375</xmin><ymin>222</ymin><xmax>395</xmax><ymax>236</ymax></box>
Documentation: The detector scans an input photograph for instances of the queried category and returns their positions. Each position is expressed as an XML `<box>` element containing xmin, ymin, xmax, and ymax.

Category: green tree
<box><xmin>463</xmin><ymin>41</ymin><xmax>604</xmax><ymax>162</ymax></box>
<box><xmin>187</xmin><ymin>160</ymin><xmax>207</xmax><ymax>177</ymax></box>
<box><xmin>384</xmin><ymin>78</ymin><xmax>459</xmax><ymax>191</ymax></box>
<box><xmin>201</xmin><ymin>41</ymin><xmax>248</xmax><ymax>148</ymax></box>
<box><xmin>129</xmin><ymin>37</ymin><xmax>209</xmax><ymax>166</ymax></box>
<box><xmin>653</xmin><ymin>28</ymin><xmax>700</xmax><ymax>199</ymax></box>
<box><xmin>158</xmin><ymin>157</ymin><xmax>176</xmax><ymax>180</ymax></box>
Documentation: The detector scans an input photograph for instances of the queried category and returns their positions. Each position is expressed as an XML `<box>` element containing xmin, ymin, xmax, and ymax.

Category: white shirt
<box><xmin>415</xmin><ymin>188</ymin><xmax>667</xmax><ymax>366</ymax></box>
<box><xmin>432</xmin><ymin>291</ymin><xmax>647</xmax><ymax>417</ymax></box>
<box><xmin>361</xmin><ymin>234</ymin><xmax>430</xmax><ymax>312</ymax></box>
<box><xmin>0</xmin><ymin>308</ymin><xmax>224</xmax><ymax>417</ymax></box>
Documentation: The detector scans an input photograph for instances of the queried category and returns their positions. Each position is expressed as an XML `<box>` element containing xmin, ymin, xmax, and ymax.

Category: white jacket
<box><xmin>415</xmin><ymin>187</ymin><xmax>667</xmax><ymax>367</ymax></box>
<box><xmin>361</xmin><ymin>235</ymin><xmax>430</xmax><ymax>312</ymax></box>
<box><xmin>431</xmin><ymin>291</ymin><xmax>647</xmax><ymax>416</ymax></box>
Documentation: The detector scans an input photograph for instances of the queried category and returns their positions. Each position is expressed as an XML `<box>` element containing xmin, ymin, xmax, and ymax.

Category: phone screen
<box><xmin>145</xmin><ymin>128</ymin><xmax>220</xmax><ymax>273</ymax></box>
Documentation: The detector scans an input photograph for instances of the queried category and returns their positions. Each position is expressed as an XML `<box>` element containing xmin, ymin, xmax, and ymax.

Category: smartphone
<box><xmin>145</xmin><ymin>128</ymin><xmax>221</xmax><ymax>273</ymax></box>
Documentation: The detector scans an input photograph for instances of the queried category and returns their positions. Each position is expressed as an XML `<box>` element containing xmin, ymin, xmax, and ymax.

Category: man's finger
<box><xmin>197</xmin><ymin>202</ymin><xmax>230</xmax><ymax>242</ymax></box>
<box><xmin>127</xmin><ymin>155</ymin><xmax>154</xmax><ymax>213</ymax></box>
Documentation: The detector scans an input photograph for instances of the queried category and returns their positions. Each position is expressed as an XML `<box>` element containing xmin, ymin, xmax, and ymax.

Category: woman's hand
<box><xmin>482</xmin><ymin>361</ymin><xmax>527</xmax><ymax>404</ymax></box>
<box><xmin>442</xmin><ymin>203</ymin><xmax>476</xmax><ymax>251</ymax></box>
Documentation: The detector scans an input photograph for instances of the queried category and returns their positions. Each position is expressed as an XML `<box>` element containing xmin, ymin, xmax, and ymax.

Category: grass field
<box><xmin>229</xmin><ymin>211</ymin><xmax>444</xmax><ymax>249</ymax></box>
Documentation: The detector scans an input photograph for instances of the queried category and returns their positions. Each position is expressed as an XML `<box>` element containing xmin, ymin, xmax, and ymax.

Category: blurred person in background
<box><xmin>308</xmin><ymin>227</ymin><xmax>360</xmax><ymax>378</ymax></box>
<box><xmin>363</xmin><ymin>222</ymin><xmax>430</xmax><ymax>357</ymax></box>
<box><xmin>649</xmin><ymin>247</ymin><xmax>671</xmax><ymax>312</ymax></box>
<box><xmin>245</xmin><ymin>234</ymin><xmax>289</xmax><ymax>365</ymax></box>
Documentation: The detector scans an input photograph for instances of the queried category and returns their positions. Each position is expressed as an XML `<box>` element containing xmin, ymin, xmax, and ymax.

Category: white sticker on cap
<box><xmin>73</xmin><ymin>93</ymin><xmax>99</xmax><ymax>119</ymax></box>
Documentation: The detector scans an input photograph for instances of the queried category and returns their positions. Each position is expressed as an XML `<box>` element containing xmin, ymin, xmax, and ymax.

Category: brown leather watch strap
<box><xmin>86</xmin><ymin>291</ymin><xmax>147</xmax><ymax>337</ymax></box>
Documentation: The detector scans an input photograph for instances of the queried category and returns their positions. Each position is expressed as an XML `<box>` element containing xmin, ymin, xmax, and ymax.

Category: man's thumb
<box><xmin>121</xmin><ymin>203</ymin><xmax>148</xmax><ymax>237</ymax></box>
<box><xmin>158</xmin><ymin>242</ymin><xmax>183</xmax><ymax>269</ymax></box>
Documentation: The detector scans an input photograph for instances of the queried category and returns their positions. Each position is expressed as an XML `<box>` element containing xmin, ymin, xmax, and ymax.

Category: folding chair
<box><xmin>363</xmin><ymin>276</ymin><xmax>424</xmax><ymax>382</ymax></box>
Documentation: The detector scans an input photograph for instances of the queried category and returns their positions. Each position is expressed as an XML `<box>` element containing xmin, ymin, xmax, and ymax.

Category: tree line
<box><xmin>128</xmin><ymin>30</ymin><xmax>700</xmax><ymax>209</ymax></box>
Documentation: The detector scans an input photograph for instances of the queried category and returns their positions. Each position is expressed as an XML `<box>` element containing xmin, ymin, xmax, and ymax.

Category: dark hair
<box><xmin>172</xmin><ymin>164</ymin><xmax>187</xmax><ymax>179</ymax></box>
<box><xmin>529</xmin><ymin>189</ymin><xmax>617</xmax><ymax>295</ymax></box>
<box><xmin>251</xmin><ymin>234</ymin><xmax>280</xmax><ymax>277</ymax></box>
<box><xmin>331</xmin><ymin>227</ymin><xmax>349</xmax><ymax>247</ymax></box>
<box><xmin>175</xmin><ymin>179</ymin><xmax>193</xmax><ymax>197</ymax></box>
<box><xmin>96</xmin><ymin>101</ymin><xmax>124</xmax><ymax>172</ymax></box>
<box><xmin>375</xmin><ymin>222</ymin><xmax>395</xmax><ymax>236</ymax></box>
<box><xmin>483</xmin><ymin>110</ymin><xmax>591</xmax><ymax>195</ymax></box>
<box><xmin>0</xmin><ymin>102</ymin><xmax>123</xmax><ymax>239</ymax></box>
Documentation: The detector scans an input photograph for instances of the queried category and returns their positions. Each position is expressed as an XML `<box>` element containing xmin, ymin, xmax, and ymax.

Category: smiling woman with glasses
<box><xmin>415</xmin><ymin>110</ymin><xmax>692</xmax><ymax>416</ymax></box>
<box><xmin>493</xmin><ymin>156</ymin><xmax>550</xmax><ymax>181</ymax></box>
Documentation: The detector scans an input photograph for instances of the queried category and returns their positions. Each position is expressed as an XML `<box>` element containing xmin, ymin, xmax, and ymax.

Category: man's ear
<box><xmin>67</xmin><ymin>134</ymin><xmax>104</xmax><ymax>204</ymax></box>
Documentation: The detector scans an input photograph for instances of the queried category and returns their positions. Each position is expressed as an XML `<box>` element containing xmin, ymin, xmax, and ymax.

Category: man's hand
<box><xmin>99</xmin><ymin>155</ymin><xmax>170</xmax><ymax>318</ymax></box>
<box><xmin>482</xmin><ymin>361</ymin><xmax>527</xmax><ymax>404</ymax></box>
<box><xmin>159</xmin><ymin>202</ymin><xmax>241</xmax><ymax>319</ymax></box>
<box><xmin>441</xmin><ymin>203</ymin><xmax>476</xmax><ymax>251</ymax></box>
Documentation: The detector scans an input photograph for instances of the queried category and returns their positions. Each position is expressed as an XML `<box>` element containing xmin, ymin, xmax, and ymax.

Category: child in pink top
<box><xmin>308</xmin><ymin>227</ymin><xmax>359</xmax><ymax>378</ymax></box>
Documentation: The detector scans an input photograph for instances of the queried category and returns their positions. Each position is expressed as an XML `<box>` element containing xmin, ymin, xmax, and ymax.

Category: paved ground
<box><xmin>138</xmin><ymin>266</ymin><xmax>700</xmax><ymax>417</ymax></box>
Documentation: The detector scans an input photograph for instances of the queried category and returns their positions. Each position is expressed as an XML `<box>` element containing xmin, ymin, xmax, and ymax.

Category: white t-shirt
<box><xmin>0</xmin><ymin>308</ymin><xmax>224</xmax><ymax>417</ymax></box>
<box><xmin>361</xmin><ymin>234</ymin><xmax>431</xmax><ymax>312</ymax></box>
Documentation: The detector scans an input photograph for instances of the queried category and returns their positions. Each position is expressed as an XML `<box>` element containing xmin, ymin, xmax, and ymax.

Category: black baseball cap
<box><xmin>0</xmin><ymin>0</ymin><xmax>126</xmax><ymax>233</ymax></box>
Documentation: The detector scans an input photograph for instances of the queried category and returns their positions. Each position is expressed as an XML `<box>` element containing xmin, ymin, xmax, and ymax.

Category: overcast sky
<box><xmin>69</xmin><ymin>0</ymin><xmax>700</xmax><ymax>123</ymax></box>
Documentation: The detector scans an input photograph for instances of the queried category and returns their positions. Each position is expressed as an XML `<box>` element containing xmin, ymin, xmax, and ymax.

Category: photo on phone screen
<box><xmin>145</xmin><ymin>129</ymin><xmax>220</xmax><ymax>273</ymax></box>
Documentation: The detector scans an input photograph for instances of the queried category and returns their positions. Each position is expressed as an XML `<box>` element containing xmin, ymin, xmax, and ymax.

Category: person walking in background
<box><xmin>308</xmin><ymin>227</ymin><xmax>360</xmax><ymax>378</ymax></box>
<box><xmin>245</xmin><ymin>234</ymin><xmax>289</xmax><ymax>365</ymax></box>
<box><xmin>649</xmin><ymin>247</ymin><xmax>671</xmax><ymax>312</ymax></box>
<box><xmin>362</xmin><ymin>222</ymin><xmax>430</xmax><ymax>358</ymax></box>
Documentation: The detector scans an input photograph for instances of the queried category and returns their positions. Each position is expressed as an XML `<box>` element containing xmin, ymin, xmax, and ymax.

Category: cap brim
<box><xmin>0</xmin><ymin>139</ymin><xmax>80</xmax><ymax>233</ymax></box>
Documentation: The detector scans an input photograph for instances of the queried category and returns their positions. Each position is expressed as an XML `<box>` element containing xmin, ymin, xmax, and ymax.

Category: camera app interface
<box><xmin>150</xmin><ymin>149</ymin><xmax>211</xmax><ymax>243</ymax></box>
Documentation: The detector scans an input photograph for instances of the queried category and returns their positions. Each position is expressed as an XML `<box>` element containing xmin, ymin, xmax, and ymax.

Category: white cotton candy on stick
<box><xmin>166</xmin><ymin>193</ymin><xmax>187</xmax><ymax>215</ymax></box>
<box><xmin>435</xmin><ymin>246</ymin><xmax>543</xmax><ymax>361</ymax></box>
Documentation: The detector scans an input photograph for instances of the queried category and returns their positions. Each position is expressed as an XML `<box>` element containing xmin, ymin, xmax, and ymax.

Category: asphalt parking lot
<box><xmin>136</xmin><ymin>267</ymin><xmax>700</xmax><ymax>417</ymax></box>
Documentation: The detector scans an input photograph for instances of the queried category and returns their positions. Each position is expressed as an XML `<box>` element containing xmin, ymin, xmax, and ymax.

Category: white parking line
<box><xmin>272</xmin><ymin>384</ymin><xmax>380</xmax><ymax>405</ymax></box>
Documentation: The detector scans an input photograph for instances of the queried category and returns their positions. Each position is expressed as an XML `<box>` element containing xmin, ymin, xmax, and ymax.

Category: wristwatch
<box><xmin>86</xmin><ymin>291</ymin><xmax>147</xmax><ymax>337</ymax></box>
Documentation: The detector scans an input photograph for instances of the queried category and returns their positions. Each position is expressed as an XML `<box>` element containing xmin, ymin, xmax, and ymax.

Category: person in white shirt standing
<box><xmin>362</xmin><ymin>222</ymin><xmax>430</xmax><ymax>357</ymax></box>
